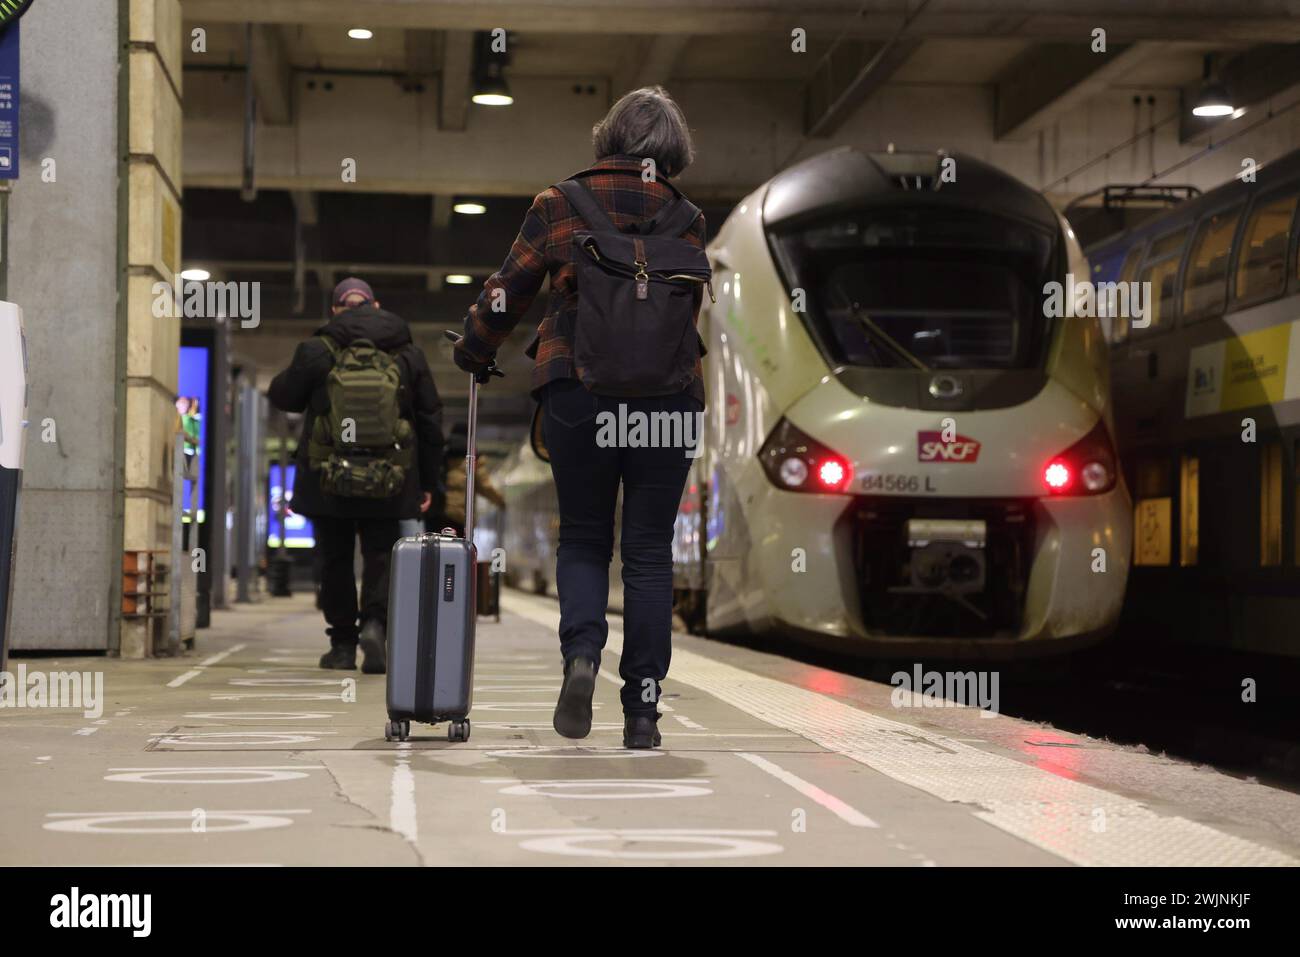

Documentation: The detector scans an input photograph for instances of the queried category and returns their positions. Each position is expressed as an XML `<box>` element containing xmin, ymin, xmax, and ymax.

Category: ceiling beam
<box><xmin>249</xmin><ymin>24</ymin><xmax>294</xmax><ymax>125</ymax></box>
<box><xmin>995</xmin><ymin>42</ymin><xmax>1154</xmax><ymax>141</ymax></box>
<box><xmin>179</xmin><ymin>1</ymin><xmax>1300</xmax><ymax>42</ymax></box>
<box><xmin>439</xmin><ymin>30</ymin><xmax>474</xmax><ymax>132</ymax></box>
<box><xmin>614</xmin><ymin>35</ymin><xmax>690</xmax><ymax>97</ymax></box>
<box><xmin>803</xmin><ymin>36</ymin><xmax>922</xmax><ymax>137</ymax></box>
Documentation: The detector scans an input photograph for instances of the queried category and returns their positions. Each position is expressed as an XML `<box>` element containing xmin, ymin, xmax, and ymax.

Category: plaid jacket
<box><xmin>460</xmin><ymin>154</ymin><xmax>707</xmax><ymax>404</ymax></box>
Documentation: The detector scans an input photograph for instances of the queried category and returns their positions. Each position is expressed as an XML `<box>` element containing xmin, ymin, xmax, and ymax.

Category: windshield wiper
<box><xmin>849</xmin><ymin>304</ymin><xmax>930</xmax><ymax>372</ymax></box>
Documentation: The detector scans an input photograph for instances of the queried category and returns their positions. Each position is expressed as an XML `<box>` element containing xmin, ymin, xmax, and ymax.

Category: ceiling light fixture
<box><xmin>180</xmin><ymin>268</ymin><xmax>211</xmax><ymax>282</ymax></box>
<box><xmin>1191</xmin><ymin>53</ymin><xmax>1234</xmax><ymax>118</ymax></box>
<box><xmin>348</xmin><ymin>28</ymin><xmax>374</xmax><ymax>41</ymax></box>
<box><xmin>445</xmin><ymin>274</ymin><xmax>473</xmax><ymax>285</ymax></box>
<box><xmin>453</xmin><ymin>202</ymin><xmax>487</xmax><ymax>215</ymax></box>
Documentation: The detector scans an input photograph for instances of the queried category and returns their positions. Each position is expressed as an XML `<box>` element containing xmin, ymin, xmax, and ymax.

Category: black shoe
<box><xmin>359</xmin><ymin>621</ymin><xmax>387</xmax><ymax>675</ymax></box>
<box><xmin>319</xmin><ymin>641</ymin><xmax>357</xmax><ymax>670</ymax></box>
<box><xmin>553</xmin><ymin>657</ymin><xmax>597</xmax><ymax>739</ymax></box>
<box><xmin>623</xmin><ymin>713</ymin><xmax>662</xmax><ymax>750</ymax></box>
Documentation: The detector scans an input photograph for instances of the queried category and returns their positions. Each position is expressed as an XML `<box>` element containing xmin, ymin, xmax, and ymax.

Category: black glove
<box><xmin>446</xmin><ymin>331</ymin><xmax>504</xmax><ymax>384</ymax></box>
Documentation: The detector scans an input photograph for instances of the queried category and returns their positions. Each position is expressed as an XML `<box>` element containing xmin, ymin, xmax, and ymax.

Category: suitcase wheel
<box><xmin>447</xmin><ymin>719</ymin><xmax>471</xmax><ymax>743</ymax></box>
<box><xmin>385</xmin><ymin>720</ymin><xmax>411</xmax><ymax>743</ymax></box>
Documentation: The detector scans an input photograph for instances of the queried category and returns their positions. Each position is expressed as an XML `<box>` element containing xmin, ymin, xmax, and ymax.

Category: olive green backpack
<box><xmin>307</xmin><ymin>336</ymin><xmax>413</xmax><ymax>499</ymax></box>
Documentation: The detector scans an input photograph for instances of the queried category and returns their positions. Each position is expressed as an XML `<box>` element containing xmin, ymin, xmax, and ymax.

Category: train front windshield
<box><xmin>771</xmin><ymin>207</ymin><xmax>1056</xmax><ymax>370</ymax></box>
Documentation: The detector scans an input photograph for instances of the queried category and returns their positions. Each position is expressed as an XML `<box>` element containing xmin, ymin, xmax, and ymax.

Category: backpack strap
<box><xmin>317</xmin><ymin>332</ymin><xmax>341</xmax><ymax>359</ymax></box>
<box><xmin>556</xmin><ymin>180</ymin><xmax>618</xmax><ymax>232</ymax></box>
<box><xmin>649</xmin><ymin>196</ymin><xmax>703</xmax><ymax>238</ymax></box>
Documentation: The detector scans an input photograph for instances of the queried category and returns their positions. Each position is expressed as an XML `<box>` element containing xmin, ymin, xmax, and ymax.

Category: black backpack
<box><xmin>556</xmin><ymin>176</ymin><xmax>713</xmax><ymax>397</ymax></box>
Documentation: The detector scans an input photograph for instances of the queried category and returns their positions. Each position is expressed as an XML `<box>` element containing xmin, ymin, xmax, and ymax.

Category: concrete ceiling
<box><xmin>179</xmin><ymin>0</ymin><xmax>1300</xmax><ymax>426</ymax></box>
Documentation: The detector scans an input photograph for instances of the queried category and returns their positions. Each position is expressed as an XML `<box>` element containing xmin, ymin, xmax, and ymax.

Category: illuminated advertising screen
<box><xmin>268</xmin><ymin>462</ymin><xmax>314</xmax><ymax>548</ymax></box>
<box><xmin>177</xmin><ymin>345</ymin><xmax>209</xmax><ymax>522</ymax></box>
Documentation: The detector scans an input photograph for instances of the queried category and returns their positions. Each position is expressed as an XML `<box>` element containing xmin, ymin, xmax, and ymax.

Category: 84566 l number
<box><xmin>860</xmin><ymin>472</ymin><xmax>938</xmax><ymax>494</ymax></box>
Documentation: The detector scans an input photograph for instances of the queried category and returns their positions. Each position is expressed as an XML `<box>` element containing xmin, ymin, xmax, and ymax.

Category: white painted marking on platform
<box><xmin>200</xmin><ymin>644</ymin><xmax>247</xmax><ymax>667</ymax></box>
<box><xmin>182</xmin><ymin>711</ymin><xmax>340</xmax><ymax>721</ymax></box>
<box><xmin>673</xmin><ymin>714</ymin><xmax>705</xmax><ymax>729</ymax></box>
<box><xmin>167</xmin><ymin>670</ymin><xmax>203</xmax><ymax>688</ymax></box>
<box><xmin>505</xmin><ymin>592</ymin><xmax>1299</xmax><ymax>867</ymax></box>
<box><xmin>211</xmin><ymin>693</ymin><xmax>345</xmax><ymax>701</ymax></box>
<box><xmin>596</xmin><ymin>668</ymin><xmax>621</xmax><ymax>687</ymax></box>
<box><xmin>471</xmin><ymin>721</ymin><xmax>625</xmax><ymax>732</ymax></box>
<box><xmin>483</xmin><ymin>746</ymin><xmax>661</xmax><ymax>759</ymax></box>
<box><xmin>74</xmin><ymin>727</ymin><xmax>99</xmax><ymax>736</ymax></box>
<box><xmin>475</xmin><ymin>685</ymin><xmax>560</xmax><ymax>693</ymax></box>
<box><xmin>472</xmin><ymin>701</ymin><xmax>602</xmax><ymax>712</ymax></box>
<box><xmin>486</xmin><ymin>779</ymin><xmax>713</xmax><ymax>800</ymax></box>
<box><xmin>390</xmin><ymin>756</ymin><xmax>418</xmax><ymax>846</ymax></box>
<box><xmin>229</xmin><ymin>678</ymin><xmax>346</xmax><ymax>687</ymax></box>
<box><xmin>737</xmin><ymin>752</ymin><xmax>878</xmax><ymax>828</ymax></box>
<box><xmin>151</xmin><ymin>731</ymin><xmax>337</xmax><ymax>747</ymax></box>
<box><xmin>44</xmin><ymin>809</ymin><xmax>309</xmax><ymax>834</ymax></box>
<box><xmin>513</xmin><ymin>828</ymin><xmax>782</xmax><ymax>860</ymax></box>
<box><xmin>105</xmin><ymin>766</ymin><xmax>324</xmax><ymax>784</ymax></box>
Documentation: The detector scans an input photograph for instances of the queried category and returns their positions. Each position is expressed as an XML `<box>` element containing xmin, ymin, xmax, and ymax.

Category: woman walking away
<box><xmin>448</xmin><ymin>87</ymin><xmax>711</xmax><ymax>749</ymax></box>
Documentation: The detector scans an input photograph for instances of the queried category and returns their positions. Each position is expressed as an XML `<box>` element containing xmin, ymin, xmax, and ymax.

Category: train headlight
<box><xmin>760</xmin><ymin>418</ymin><xmax>853</xmax><ymax>494</ymax></box>
<box><xmin>1080</xmin><ymin>460</ymin><xmax>1112</xmax><ymax>492</ymax></box>
<box><xmin>778</xmin><ymin>457</ymin><xmax>809</xmax><ymax>487</ymax></box>
<box><xmin>1043</xmin><ymin>420</ymin><xmax>1117</xmax><ymax>496</ymax></box>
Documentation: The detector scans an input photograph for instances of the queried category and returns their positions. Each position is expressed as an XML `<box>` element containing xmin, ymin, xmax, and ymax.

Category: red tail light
<box><xmin>760</xmin><ymin>419</ymin><xmax>854</xmax><ymax>494</ymax></box>
<box><xmin>1043</xmin><ymin>419</ymin><xmax>1116</xmax><ymax>496</ymax></box>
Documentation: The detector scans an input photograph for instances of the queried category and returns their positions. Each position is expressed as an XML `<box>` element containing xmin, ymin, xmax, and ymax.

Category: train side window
<box><xmin>1108</xmin><ymin>245</ymin><xmax>1144</xmax><ymax>343</ymax></box>
<box><xmin>1235</xmin><ymin>192</ymin><xmax>1298</xmax><ymax>305</ymax></box>
<box><xmin>1135</xmin><ymin>229</ymin><xmax>1188</xmax><ymax>333</ymax></box>
<box><xmin>1179</xmin><ymin>455</ymin><xmax>1199</xmax><ymax>566</ymax></box>
<box><xmin>1261</xmin><ymin>442</ymin><xmax>1284</xmax><ymax>566</ymax></box>
<box><xmin>1182</xmin><ymin>207</ymin><xmax>1241</xmax><ymax>320</ymax></box>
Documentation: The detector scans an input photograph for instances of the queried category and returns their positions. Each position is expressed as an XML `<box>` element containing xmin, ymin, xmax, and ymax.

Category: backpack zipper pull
<box><xmin>634</xmin><ymin>238</ymin><xmax>649</xmax><ymax>301</ymax></box>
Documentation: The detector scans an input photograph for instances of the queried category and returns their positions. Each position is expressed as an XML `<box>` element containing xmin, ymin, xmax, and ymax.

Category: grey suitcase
<box><xmin>383</xmin><ymin>347</ymin><xmax>498</xmax><ymax>743</ymax></box>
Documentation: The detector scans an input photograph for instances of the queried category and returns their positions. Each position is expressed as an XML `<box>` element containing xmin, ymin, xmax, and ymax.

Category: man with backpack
<box><xmin>269</xmin><ymin>278</ymin><xmax>445</xmax><ymax>674</ymax></box>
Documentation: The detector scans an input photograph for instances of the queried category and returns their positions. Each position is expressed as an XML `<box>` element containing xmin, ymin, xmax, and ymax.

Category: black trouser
<box><xmin>313</xmin><ymin>515</ymin><xmax>401</xmax><ymax>644</ymax></box>
<box><xmin>542</xmin><ymin>379</ymin><xmax>700</xmax><ymax>715</ymax></box>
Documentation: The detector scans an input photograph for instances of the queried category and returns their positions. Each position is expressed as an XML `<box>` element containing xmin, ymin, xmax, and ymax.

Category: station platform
<box><xmin>3</xmin><ymin>592</ymin><xmax>1299</xmax><ymax>867</ymax></box>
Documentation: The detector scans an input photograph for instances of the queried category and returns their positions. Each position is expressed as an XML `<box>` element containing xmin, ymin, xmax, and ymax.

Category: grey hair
<box><xmin>592</xmin><ymin>86</ymin><xmax>696</xmax><ymax>178</ymax></box>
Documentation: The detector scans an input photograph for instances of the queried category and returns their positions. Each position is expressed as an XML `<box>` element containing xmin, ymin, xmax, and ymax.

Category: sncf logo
<box><xmin>917</xmin><ymin>431</ymin><xmax>981</xmax><ymax>463</ymax></box>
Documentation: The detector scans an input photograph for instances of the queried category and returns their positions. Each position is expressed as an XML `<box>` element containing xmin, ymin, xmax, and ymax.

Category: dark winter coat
<box><xmin>268</xmin><ymin>306</ymin><xmax>445</xmax><ymax>520</ymax></box>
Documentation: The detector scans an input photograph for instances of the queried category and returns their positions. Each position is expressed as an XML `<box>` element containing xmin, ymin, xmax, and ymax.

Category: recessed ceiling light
<box><xmin>445</xmin><ymin>274</ymin><xmax>473</xmax><ymax>285</ymax></box>
<box><xmin>348</xmin><ymin>28</ymin><xmax>373</xmax><ymax>40</ymax></box>
<box><xmin>180</xmin><ymin>268</ymin><xmax>210</xmax><ymax>282</ymax></box>
<box><xmin>453</xmin><ymin>202</ymin><xmax>486</xmax><ymax>215</ymax></box>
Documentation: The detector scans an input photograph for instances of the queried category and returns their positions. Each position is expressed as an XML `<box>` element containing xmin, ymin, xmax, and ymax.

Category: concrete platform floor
<box><xmin>2</xmin><ymin>590</ymin><xmax>1298</xmax><ymax>866</ymax></box>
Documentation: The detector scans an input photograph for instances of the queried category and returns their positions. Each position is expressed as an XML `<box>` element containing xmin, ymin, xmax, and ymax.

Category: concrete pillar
<box><xmin>121</xmin><ymin>0</ymin><xmax>184</xmax><ymax>658</ymax></box>
<box><xmin>7</xmin><ymin>0</ymin><xmax>123</xmax><ymax>653</ymax></box>
<box><xmin>8</xmin><ymin>0</ymin><xmax>183</xmax><ymax>657</ymax></box>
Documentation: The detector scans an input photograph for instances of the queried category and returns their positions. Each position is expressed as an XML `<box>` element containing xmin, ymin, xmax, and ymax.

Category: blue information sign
<box><xmin>0</xmin><ymin>22</ymin><xmax>18</xmax><ymax>180</ymax></box>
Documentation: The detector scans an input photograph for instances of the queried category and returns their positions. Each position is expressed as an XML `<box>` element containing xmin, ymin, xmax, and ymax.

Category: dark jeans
<box><xmin>313</xmin><ymin>515</ymin><xmax>401</xmax><ymax>644</ymax></box>
<box><xmin>542</xmin><ymin>379</ymin><xmax>700</xmax><ymax>715</ymax></box>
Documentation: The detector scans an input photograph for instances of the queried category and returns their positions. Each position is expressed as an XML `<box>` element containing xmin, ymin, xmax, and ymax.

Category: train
<box><xmin>499</xmin><ymin>147</ymin><xmax>1133</xmax><ymax>659</ymax></box>
<box><xmin>1086</xmin><ymin>148</ymin><xmax>1300</xmax><ymax>657</ymax></box>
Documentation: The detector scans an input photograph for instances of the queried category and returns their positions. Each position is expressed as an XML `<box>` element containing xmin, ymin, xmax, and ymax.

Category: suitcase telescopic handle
<box><xmin>444</xmin><ymin>329</ymin><xmax>502</xmax><ymax>546</ymax></box>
